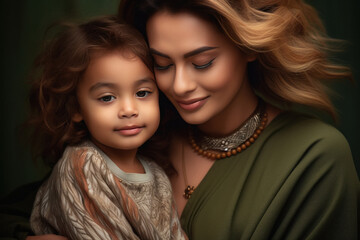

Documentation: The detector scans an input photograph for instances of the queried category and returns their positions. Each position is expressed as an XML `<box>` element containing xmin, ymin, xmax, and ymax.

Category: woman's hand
<box><xmin>26</xmin><ymin>235</ymin><xmax>68</xmax><ymax>240</ymax></box>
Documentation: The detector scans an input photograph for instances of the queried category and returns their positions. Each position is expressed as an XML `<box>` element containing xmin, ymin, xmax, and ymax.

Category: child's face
<box><xmin>74</xmin><ymin>51</ymin><xmax>159</xmax><ymax>153</ymax></box>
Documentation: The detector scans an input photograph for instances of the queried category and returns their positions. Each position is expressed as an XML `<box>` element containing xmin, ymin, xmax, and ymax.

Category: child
<box><xmin>29</xmin><ymin>16</ymin><xmax>186</xmax><ymax>240</ymax></box>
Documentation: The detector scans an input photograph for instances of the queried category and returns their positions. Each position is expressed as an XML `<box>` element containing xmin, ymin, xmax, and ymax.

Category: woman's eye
<box><xmin>136</xmin><ymin>90</ymin><xmax>151</xmax><ymax>98</ymax></box>
<box><xmin>99</xmin><ymin>95</ymin><xmax>115</xmax><ymax>102</ymax></box>
<box><xmin>154</xmin><ymin>62</ymin><xmax>173</xmax><ymax>70</ymax></box>
<box><xmin>192</xmin><ymin>58</ymin><xmax>216</xmax><ymax>69</ymax></box>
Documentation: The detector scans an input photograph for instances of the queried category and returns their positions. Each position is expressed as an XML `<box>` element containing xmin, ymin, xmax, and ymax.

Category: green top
<box><xmin>180</xmin><ymin>112</ymin><xmax>359</xmax><ymax>240</ymax></box>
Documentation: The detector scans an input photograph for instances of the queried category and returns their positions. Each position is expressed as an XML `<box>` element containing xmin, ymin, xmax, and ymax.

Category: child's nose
<box><xmin>118</xmin><ymin>98</ymin><xmax>138</xmax><ymax>118</ymax></box>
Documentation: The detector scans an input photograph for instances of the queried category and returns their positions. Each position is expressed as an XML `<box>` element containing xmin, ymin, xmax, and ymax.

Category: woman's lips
<box><xmin>177</xmin><ymin>97</ymin><xmax>208</xmax><ymax>111</ymax></box>
<box><xmin>115</xmin><ymin>126</ymin><xmax>143</xmax><ymax>136</ymax></box>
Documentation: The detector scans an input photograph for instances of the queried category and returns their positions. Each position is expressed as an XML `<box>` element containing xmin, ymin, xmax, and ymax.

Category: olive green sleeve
<box><xmin>266</xmin><ymin>128</ymin><xmax>359</xmax><ymax>239</ymax></box>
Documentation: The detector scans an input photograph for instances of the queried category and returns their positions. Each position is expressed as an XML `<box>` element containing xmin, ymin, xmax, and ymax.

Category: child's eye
<box><xmin>192</xmin><ymin>58</ymin><xmax>216</xmax><ymax>69</ymax></box>
<box><xmin>154</xmin><ymin>62</ymin><xmax>173</xmax><ymax>71</ymax></box>
<box><xmin>99</xmin><ymin>95</ymin><xmax>115</xmax><ymax>102</ymax></box>
<box><xmin>136</xmin><ymin>90</ymin><xmax>151</xmax><ymax>98</ymax></box>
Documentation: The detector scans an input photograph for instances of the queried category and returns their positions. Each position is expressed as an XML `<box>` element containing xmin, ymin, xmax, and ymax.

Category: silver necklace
<box><xmin>191</xmin><ymin>101</ymin><xmax>263</xmax><ymax>152</ymax></box>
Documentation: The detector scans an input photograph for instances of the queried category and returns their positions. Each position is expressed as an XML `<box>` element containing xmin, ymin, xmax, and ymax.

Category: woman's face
<box><xmin>146</xmin><ymin>11</ymin><xmax>256</xmax><ymax>126</ymax></box>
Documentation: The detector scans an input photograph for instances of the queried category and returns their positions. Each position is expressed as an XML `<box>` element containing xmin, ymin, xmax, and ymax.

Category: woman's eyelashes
<box><xmin>154</xmin><ymin>62</ymin><xmax>173</xmax><ymax>70</ymax></box>
<box><xmin>154</xmin><ymin>58</ymin><xmax>216</xmax><ymax>71</ymax></box>
<box><xmin>192</xmin><ymin>57</ymin><xmax>216</xmax><ymax>69</ymax></box>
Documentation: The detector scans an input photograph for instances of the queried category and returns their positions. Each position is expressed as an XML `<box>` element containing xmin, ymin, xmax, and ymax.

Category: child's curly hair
<box><xmin>27</xmin><ymin>15</ymin><xmax>153</xmax><ymax>166</ymax></box>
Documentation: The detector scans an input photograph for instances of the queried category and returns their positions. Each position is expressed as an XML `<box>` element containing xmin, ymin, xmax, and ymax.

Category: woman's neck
<box><xmin>197</xmin><ymin>86</ymin><xmax>259</xmax><ymax>137</ymax></box>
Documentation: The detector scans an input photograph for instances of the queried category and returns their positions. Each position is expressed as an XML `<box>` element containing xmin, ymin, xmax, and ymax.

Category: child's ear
<box><xmin>72</xmin><ymin>113</ymin><xmax>83</xmax><ymax>123</ymax></box>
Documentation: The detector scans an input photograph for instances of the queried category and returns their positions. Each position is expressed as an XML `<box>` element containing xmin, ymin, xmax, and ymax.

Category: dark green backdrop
<box><xmin>0</xmin><ymin>0</ymin><xmax>359</xmax><ymax>198</ymax></box>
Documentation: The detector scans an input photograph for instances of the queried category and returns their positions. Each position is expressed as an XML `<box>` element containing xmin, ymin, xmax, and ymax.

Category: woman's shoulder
<box><xmin>268</xmin><ymin>111</ymin><xmax>350</xmax><ymax>150</ymax></box>
<box><xmin>255</xmin><ymin>111</ymin><xmax>358</xmax><ymax>195</ymax></box>
<box><xmin>260</xmin><ymin>111</ymin><xmax>354</xmax><ymax>170</ymax></box>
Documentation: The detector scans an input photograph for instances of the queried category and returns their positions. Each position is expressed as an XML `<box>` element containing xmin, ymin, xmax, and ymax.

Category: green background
<box><xmin>0</xmin><ymin>0</ymin><xmax>359</xmax><ymax>198</ymax></box>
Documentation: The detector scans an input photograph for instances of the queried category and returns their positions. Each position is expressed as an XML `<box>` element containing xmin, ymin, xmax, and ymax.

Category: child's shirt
<box><xmin>30</xmin><ymin>141</ymin><xmax>186</xmax><ymax>240</ymax></box>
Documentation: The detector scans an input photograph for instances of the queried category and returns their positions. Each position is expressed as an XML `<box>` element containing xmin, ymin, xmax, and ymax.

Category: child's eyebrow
<box><xmin>89</xmin><ymin>78</ymin><xmax>155</xmax><ymax>92</ymax></box>
<box><xmin>89</xmin><ymin>82</ymin><xmax>117</xmax><ymax>92</ymax></box>
<box><xmin>134</xmin><ymin>78</ymin><xmax>156</xmax><ymax>87</ymax></box>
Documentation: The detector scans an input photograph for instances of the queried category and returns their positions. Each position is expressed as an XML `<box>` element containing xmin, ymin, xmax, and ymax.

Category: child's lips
<box><xmin>115</xmin><ymin>125</ymin><xmax>144</xmax><ymax>136</ymax></box>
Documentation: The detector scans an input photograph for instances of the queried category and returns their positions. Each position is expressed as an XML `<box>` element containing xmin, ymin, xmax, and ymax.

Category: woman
<box><xmin>118</xmin><ymin>0</ymin><xmax>359</xmax><ymax>239</ymax></box>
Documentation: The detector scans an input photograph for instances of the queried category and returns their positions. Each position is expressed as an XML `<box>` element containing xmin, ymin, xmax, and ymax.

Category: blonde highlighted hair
<box><xmin>119</xmin><ymin>0</ymin><xmax>351</xmax><ymax>118</ymax></box>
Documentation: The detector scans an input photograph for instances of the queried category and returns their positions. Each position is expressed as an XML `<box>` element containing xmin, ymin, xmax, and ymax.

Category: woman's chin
<box><xmin>178</xmin><ymin>112</ymin><xmax>210</xmax><ymax>125</ymax></box>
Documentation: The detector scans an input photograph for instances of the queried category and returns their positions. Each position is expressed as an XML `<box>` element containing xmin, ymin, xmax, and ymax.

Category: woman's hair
<box><xmin>119</xmin><ymin>0</ymin><xmax>352</xmax><ymax>119</ymax></box>
<box><xmin>28</xmin><ymin>15</ymin><xmax>153</xmax><ymax>166</ymax></box>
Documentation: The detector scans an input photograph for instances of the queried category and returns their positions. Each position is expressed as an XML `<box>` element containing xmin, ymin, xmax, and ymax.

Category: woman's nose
<box><xmin>172</xmin><ymin>66</ymin><xmax>196</xmax><ymax>96</ymax></box>
<box><xmin>118</xmin><ymin>98</ymin><xmax>138</xmax><ymax>118</ymax></box>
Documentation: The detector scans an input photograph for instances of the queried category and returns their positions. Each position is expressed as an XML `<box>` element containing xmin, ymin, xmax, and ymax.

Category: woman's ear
<box><xmin>72</xmin><ymin>112</ymin><xmax>83</xmax><ymax>123</ymax></box>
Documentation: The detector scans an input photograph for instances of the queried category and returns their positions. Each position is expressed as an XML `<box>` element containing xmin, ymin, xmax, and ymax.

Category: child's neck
<box><xmin>109</xmin><ymin>149</ymin><xmax>145</xmax><ymax>174</ymax></box>
<box><xmin>91</xmin><ymin>140</ymin><xmax>145</xmax><ymax>174</ymax></box>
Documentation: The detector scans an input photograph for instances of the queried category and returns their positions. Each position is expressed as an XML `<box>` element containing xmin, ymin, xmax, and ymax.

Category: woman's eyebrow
<box><xmin>150</xmin><ymin>46</ymin><xmax>218</xmax><ymax>59</ymax></box>
<box><xmin>184</xmin><ymin>46</ymin><xmax>218</xmax><ymax>58</ymax></box>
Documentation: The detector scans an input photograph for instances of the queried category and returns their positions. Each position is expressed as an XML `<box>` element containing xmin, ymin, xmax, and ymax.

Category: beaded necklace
<box><xmin>183</xmin><ymin>100</ymin><xmax>268</xmax><ymax>199</ymax></box>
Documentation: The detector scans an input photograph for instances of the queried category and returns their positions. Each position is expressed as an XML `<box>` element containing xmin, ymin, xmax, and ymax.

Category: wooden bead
<box><xmin>226</xmin><ymin>151</ymin><xmax>232</xmax><ymax>157</ymax></box>
<box><xmin>236</xmin><ymin>146</ymin><xmax>242</xmax><ymax>152</ymax></box>
<box><xmin>221</xmin><ymin>153</ymin><xmax>227</xmax><ymax>158</ymax></box>
<box><xmin>253</xmin><ymin>133</ymin><xmax>258</xmax><ymax>139</ymax></box>
<box><xmin>256</xmin><ymin>129</ymin><xmax>261</xmax><ymax>134</ymax></box>
<box><xmin>216</xmin><ymin>154</ymin><xmax>221</xmax><ymax>159</ymax></box>
<box><xmin>249</xmin><ymin>137</ymin><xmax>255</xmax><ymax>143</ymax></box>
<box><xmin>231</xmin><ymin>149</ymin><xmax>237</xmax><ymax>155</ymax></box>
<box><xmin>241</xmin><ymin>144</ymin><xmax>247</xmax><ymax>149</ymax></box>
<box><xmin>245</xmin><ymin>141</ymin><xmax>251</xmax><ymax>147</ymax></box>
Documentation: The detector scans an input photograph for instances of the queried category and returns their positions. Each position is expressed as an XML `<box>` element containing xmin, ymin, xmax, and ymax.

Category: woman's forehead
<box><xmin>146</xmin><ymin>11</ymin><xmax>222</xmax><ymax>47</ymax></box>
